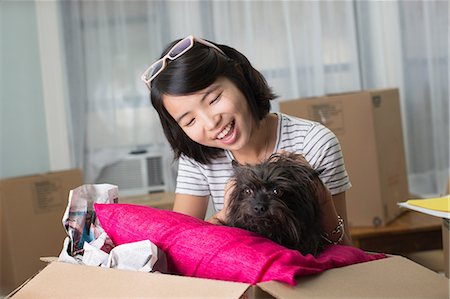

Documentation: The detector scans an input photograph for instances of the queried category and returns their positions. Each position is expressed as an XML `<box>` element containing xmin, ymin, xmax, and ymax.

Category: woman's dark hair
<box><xmin>150</xmin><ymin>37</ymin><xmax>277</xmax><ymax>164</ymax></box>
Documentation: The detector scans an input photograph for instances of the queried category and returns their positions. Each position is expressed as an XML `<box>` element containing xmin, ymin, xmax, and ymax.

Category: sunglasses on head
<box><xmin>141</xmin><ymin>35</ymin><xmax>226</xmax><ymax>90</ymax></box>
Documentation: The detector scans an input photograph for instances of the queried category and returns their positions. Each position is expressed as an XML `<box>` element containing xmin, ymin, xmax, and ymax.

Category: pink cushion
<box><xmin>94</xmin><ymin>203</ymin><xmax>385</xmax><ymax>285</ymax></box>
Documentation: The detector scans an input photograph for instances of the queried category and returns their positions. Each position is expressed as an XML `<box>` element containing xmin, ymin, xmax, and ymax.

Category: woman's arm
<box><xmin>332</xmin><ymin>192</ymin><xmax>352</xmax><ymax>244</ymax></box>
<box><xmin>320</xmin><ymin>191</ymin><xmax>352</xmax><ymax>246</ymax></box>
<box><xmin>172</xmin><ymin>193</ymin><xmax>209</xmax><ymax>220</ymax></box>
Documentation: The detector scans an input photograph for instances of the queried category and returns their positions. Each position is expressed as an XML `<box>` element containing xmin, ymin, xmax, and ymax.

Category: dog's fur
<box><xmin>223</xmin><ymin>153</ymin><xmax>327</xmax><ymax>256</ymax></box>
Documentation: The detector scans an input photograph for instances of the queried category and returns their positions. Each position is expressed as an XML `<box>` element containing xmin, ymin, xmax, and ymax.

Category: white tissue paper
<box><xmin>58</xmin><ymin>184</ymin><xmax>165</xmax><ymax>272</ymax></box>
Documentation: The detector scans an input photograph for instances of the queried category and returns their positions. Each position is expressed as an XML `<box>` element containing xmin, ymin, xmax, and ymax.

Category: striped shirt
<box><xmin>176</xmin><ymin>113</ymin><xmax>351</xmax><ymax>211</ymax></box>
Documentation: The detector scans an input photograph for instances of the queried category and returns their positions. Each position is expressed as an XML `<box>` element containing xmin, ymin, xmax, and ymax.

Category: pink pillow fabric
<box><xmin>94</xmin><ymin>203</ymin><xmax>385</xmax><ymax>285</ymax></box>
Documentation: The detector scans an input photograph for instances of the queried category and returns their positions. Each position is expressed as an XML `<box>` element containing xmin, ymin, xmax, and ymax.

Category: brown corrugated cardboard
<box><xmin>8</xmin><ymin>261</ymin><xmax>253</xmax><ymax>299</ymax></box>
<box><xmin>443</xmin><ymin>218</ymin><xmax>449</xmax><ymax>278</ymax></box>
<box><xmin>8</xmin><ymin>256</ymin><xmax>449</xmax><ymax>298</ymax></box>
<box><xmin>256</xmin><ymin>255</ymin><xmax>448</xmax><ymax>298</ymax></box>
<box><xmin>0</xmin><ymin>169</ymin><xmax>83</xmax><ymax>295</ymax></box>
<box><xmin>280</xmin><ymin>89</ymin><xmax>409</xmax><ymax>227</ymax></box>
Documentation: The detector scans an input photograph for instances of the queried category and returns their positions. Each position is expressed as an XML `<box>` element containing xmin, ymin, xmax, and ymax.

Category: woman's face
<box><xmin>162</xmin><ymin>77</ymin><xmax>255</xmax><ymax>151</ymax></box>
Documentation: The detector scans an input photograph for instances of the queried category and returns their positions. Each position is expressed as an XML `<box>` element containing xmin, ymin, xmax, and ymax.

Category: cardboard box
<box><xmin>120</xmin><ymin>192</ymin><xmax>175</xmax><ymax>210</ymax></box>
<box><xmin>443</xmin><ymin>218</ymin><xmax>449</xmax><ymax>278</ymax></box>
<box><xmin>8</xmin><ymin>256</ymin><xmax>449</xmax><ymax>298</ymax></box>
<box><xmin>447</xmin><ymin>177</ymin><xmax>450</xmax><ymax>194</ymax></box>
<box><xmin>0</xmin><ymin>169</ymin><xmax>83</xmax><ymax>295</ymax></box>
<box><xmin>280</xmin><ymin>89</ymin><xmax>409</xmax><ymax>227</ymax></box>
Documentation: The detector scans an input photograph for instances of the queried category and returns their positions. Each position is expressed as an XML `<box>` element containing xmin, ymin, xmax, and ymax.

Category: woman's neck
<box><xmin>231</xmin><ymin>113</ymin><xmax>277</xmax><ymax>165</ymax></box>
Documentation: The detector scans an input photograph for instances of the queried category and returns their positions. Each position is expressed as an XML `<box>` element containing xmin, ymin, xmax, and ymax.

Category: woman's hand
<box><xmin>207</xmin><ymin>179</ymin><xmax>236</xmax><ymax>224</ymax></box>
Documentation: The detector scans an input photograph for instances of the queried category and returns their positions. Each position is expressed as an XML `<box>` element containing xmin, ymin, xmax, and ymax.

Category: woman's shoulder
<box><xmin>278</xmin><ymin>112</ymin><xmax>328</xmax><ymax>135</ymax></box>
<box><xmin>278</xmin><ymin>112</ymin><xmax>334</xmax><ymax>134</ymax></box>
<box><xmin>276</xmin><ymin>112</ymin><xmax>338</xmax><ymax>152</ymax></box>
<box><xmin>278</xmin><ymin>112</ymin><xmax>319</xmax><ymax>127</ymax></box>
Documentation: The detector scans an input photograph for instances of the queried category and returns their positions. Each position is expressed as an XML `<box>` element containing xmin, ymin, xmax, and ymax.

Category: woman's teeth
<box><xmin>217</xmin><ymin>121</ymin><xmax>234</xmax><ymax>140</ymax></box>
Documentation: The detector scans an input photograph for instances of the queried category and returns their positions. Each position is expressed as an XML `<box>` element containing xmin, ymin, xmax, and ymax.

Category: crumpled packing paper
<box><xmin>58</xmin><ymin>184</ymin><xmax>165</xmax><ymax>272</ymax></box>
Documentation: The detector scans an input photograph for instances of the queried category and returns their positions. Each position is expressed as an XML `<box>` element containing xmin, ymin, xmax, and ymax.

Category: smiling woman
<box><xmin>149</xmin><ymin>38</ymin><xmax>276</xmax><ymax>166</ymax></box>
<box><xmin>144</xmin><ymin>35</ymin><xmax>353</xmax><ymax>246</ymax></box>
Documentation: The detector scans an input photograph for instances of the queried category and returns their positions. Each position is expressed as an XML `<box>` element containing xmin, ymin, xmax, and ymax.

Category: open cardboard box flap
<box><xmin>8</xmin><ymin>256</ymin><xmax>449</xmax><ymax>298</ymax></box>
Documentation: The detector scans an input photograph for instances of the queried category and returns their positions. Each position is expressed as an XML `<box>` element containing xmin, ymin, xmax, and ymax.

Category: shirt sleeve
<box><xmin>175</xmin><ymin>155</ymin><xmax>211</xmax><ymax>196</ymax></box>
<box><xmin>302</xmin><ymin>122</ymin><xmax>352</xmax><ymax>195</ymax></box>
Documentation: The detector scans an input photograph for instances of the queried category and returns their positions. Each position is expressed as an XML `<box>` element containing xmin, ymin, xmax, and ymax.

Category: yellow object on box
<box><xmin>407</xmin><ymin>196</ymin><xmax>450</xmax><ymax>213</ymax></box>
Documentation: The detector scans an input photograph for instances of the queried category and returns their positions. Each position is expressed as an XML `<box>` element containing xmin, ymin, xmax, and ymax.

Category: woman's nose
<box><xmin>199</xmin><ymin>110</ymin><xmax>220</xmax><ymax>130</ymax></box>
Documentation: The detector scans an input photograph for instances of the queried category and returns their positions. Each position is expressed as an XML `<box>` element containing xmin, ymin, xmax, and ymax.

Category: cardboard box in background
<box><xmin>443</xmin><ymin>218</ymin><xmax>449</xmax><ymax>278</ymax></box>
<box><xmin>8</xmin><ymin>256</ymin><xmax>449</xmax><ymax>298</ymax></box>
<box><xmin>0</xmin><ymin>169</ymin><xmax>83</xmax><ymax>296</ymax></box>
<box><xmin>280</xmin><ymin>88</ymin><xmax>409</xmax><ymax>227</ymax></box>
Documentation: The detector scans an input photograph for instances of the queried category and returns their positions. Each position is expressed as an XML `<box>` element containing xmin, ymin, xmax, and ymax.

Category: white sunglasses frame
<box><xmin>141</xmin><ymin>35</ymin><xmax>226</xmax><ymax>89</ymax></box>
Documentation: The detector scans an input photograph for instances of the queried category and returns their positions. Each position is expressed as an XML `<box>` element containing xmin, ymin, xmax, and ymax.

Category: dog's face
<box><xmin>225</xmin><ymin>153</ymin><xmax>325</xmax><ymax>256</ymax></box>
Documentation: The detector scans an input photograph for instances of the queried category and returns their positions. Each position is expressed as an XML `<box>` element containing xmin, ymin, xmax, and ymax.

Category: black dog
<box><xmin>223</xmin><ymin>153</ymin><xmax>326</xmax><ymax>256</ymax></box>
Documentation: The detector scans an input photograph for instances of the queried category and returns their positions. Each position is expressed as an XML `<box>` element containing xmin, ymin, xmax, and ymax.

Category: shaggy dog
<box><xmin>223</xmin><ymin>153</ymin><xmax>327</xmax><ymax>256</ymax></box>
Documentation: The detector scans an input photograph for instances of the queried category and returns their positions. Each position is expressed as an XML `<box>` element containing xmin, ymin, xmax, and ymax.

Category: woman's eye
<box><xmin>210</xmin><ymin>93</ymin><xmax>222</xmax><ymax>105</ymax></box>
<box><xmin>185</xmin><ymin>118</ymin><xmax>195</xmax><ymax>127</ymax></box>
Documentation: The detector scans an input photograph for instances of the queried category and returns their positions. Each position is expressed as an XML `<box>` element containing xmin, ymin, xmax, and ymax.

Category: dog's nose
<box><xmin>253</xmin><ymin>203</ymin><xmax>267</xmax><ymax>215</ymax></box>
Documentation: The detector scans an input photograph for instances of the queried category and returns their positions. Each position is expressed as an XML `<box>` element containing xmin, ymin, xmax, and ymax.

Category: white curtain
<box><xmin>60</xmin><ymin>0</ymin><xmax>448</xmax><ymax>196</ymax></box>
<box><xmin>355</xmin><ymin>0</ymin><xmax>449</xmax><ymax>196</ymax></box>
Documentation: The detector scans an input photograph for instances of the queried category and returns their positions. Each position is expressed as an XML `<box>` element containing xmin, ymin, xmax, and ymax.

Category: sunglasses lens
<box><xmin>147</xmin><ymin>59</ymin><xmax>164</xmax><ymax>80</ymax></box>
<box><xmin>169</xmin><ymin>38</ymin><xmax>193</xmax><ymax>58</ymax></box>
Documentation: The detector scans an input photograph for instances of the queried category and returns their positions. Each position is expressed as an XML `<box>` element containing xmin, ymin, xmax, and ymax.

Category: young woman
<box><xmin>142</xmin><ymin>35</ymin><xmax>352</xmax><ymax>245</ymax></box>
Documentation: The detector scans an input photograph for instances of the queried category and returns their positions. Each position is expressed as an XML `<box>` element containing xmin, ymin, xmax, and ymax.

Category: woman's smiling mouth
<box><xmin>216</xmin><ymin>120</ymin><xmax>234</xmax><ymax>139</ymax></box>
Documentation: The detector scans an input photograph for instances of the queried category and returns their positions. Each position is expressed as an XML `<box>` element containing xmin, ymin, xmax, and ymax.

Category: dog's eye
<box><xmin>272</xmin><ymin>187</ymin><xmax>280</xmax><ymax>195</ymax></box>
<box><xmin>243</xmin><ymin>188</ymin><xmax>253</xmax><ymax>195</ymax></box>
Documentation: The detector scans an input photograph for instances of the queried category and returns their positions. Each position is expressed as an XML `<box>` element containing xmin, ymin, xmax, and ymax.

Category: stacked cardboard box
<box><xmin>280</xmin><ymin>88</ymin><xmax>409</xmax><ymax>227</ymax></box>
<box><xmin>0</xmin><ymin>169</ymin><xmax>83</xmax><ymax>295</ymax></box>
